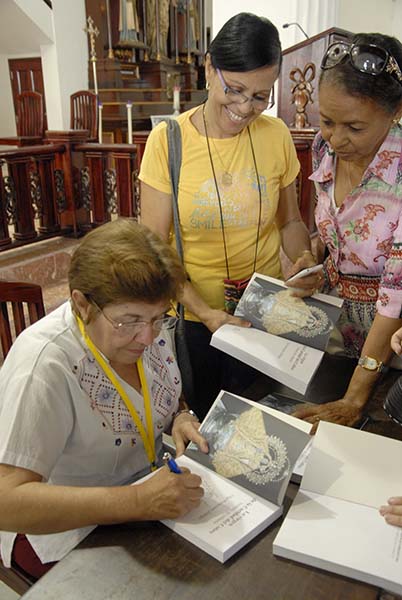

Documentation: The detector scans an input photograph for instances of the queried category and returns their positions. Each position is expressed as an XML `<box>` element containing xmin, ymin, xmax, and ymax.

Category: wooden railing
<box><xmin>0</xmin><ymin>131</ymin><xmax>141</xmax><ymax>251</ymax></box>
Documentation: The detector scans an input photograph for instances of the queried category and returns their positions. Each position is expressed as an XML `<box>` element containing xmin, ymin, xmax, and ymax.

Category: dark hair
<box><xmin>208</xmin><ymin>12</ymin><xmax>282</xmax><ymax>72</ymax></box>
<box><xmin>320</xmin><ymin>32</ymin><xmax>402</xmax><ymax>114</ymax></box>
<box><xmin>69</xmin><ymin>219</ymin><xmax>186</xmax><ymax>313</ymax></box>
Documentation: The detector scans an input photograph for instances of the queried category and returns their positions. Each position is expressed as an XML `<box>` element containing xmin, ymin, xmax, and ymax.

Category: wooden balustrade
<box><xmin>0</xmin><ymin>135</ymin><xmax>139</xmax><ymax>251</ymax></box>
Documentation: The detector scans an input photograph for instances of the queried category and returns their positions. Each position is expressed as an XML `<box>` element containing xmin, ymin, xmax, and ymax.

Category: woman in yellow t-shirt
<box><xmin>140</xmin><ymin>13</ymin><xmax>321</xmax><ymax>419</ymax></box>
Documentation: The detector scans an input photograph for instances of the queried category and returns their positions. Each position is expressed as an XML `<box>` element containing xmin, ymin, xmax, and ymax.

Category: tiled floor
<box><xmin>42</xmin><ymin>279</ymin><xmax>70</xmax><ymax>313</ymax></box>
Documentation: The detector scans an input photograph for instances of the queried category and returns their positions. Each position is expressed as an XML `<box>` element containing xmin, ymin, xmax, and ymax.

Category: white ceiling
<box><xmin>0</xmin><ymin>0</ymin><xmax>53</xmax><ymax>54</ymax></box>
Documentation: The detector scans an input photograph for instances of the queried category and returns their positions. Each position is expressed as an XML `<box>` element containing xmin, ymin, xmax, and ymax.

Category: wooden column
<box><xmin>46</xmin><ymin>130</ymin><xmax>92</xmax><ymax>234</ymax></box>
<box><xmin>0</xmin><ymin>165</ymin><xmax>12</xmax><ymax>247</ymax></box>
<box><xmin>85</xmin><ymin>149</ymin><xmax>109</xmax><ymax>226</ymax></box>
<box><xmin>35</xmin><ymin>151</ymin><xmax>60</xmax><ymax>235</ymax></box>
<box><xmin>112</xmin><ymin>146</ymin><xmax>137</xmax><ymax>218</ymax></box>
<box><xmin>5</xmin><ymin>155</ymin><xmax>37</xmax><ymax>242</ymax></box>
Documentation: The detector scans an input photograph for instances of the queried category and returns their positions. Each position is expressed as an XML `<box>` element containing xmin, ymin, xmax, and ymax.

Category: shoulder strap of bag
<box><xmin>166</xmin><ymin>118</ymin><xmax>184</xmax><ymax>262</ymax></box>
<box><xmin>166</xmin><ymin>118</ymin><xmax>195</xmax><ymax>404</ymax></box>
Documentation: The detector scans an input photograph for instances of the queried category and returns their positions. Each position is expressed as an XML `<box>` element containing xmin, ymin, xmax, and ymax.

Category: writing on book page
<box><xmin>176</xmin><ymin>458</ymin><xmax>269</xmax><ymax>530</ymax></box>
<box><xmin>287</xmin><ymin>345</ymin><xmax>310</xmax><ymax>371</ymax></box>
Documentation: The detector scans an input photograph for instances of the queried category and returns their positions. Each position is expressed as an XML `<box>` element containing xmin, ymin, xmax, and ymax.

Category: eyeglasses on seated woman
<box><xmin>0</xmin><ymin>218</ymin><xmax>207</xmax><ymax>582</ymax></box>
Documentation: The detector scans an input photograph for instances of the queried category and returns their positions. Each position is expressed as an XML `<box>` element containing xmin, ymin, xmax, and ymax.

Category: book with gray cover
<box><xmin>162</xmin><ymin>391</ymin><xmax>311</xmax><ymax>562</ymax></box>
<box><xmin>211</xmin><ymin>273</ymin><xmax>343</xmax><ymax>394</ymax></box>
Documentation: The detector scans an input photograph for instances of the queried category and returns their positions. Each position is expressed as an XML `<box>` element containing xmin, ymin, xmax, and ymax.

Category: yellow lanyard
<box><xmin>76</xmin><ymin>315</ymin><xmax>157</xmax><ymax>471</ymax></box>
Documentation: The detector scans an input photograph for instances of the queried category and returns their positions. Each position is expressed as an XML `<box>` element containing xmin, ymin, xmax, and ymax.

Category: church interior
<box><xmin>1</xmin><ymin>1</ymin><xmax>402</xmax><ymax>598</ymax></box>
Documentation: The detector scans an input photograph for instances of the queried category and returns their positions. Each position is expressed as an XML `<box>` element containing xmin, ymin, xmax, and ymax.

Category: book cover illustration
<box><xmin>235</xmin><ymin>274</ymin><xmax>343</xmax><ymax>351</ymax></box>
<box><xmin>185</xmin><ymin>391</ymin><xmax>310</xmax><ymax>506</ymax></box>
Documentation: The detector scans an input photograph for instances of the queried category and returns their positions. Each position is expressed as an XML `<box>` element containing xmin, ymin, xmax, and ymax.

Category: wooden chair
<box><xmin>0</xmin><ymin>280</ymin><xmax>45</xmax><ymax>360</ymax></box>
<box><xmin>16</xmin><ymin>91</ymin><xmax>44</xmax><ymax>137</ymax></box>
<box><xmin>0</xmin><ymin>91</ymin><xmax>44</xmax><ymax>146</ymax></box>
<box><xmin>70</xmin><ymin>90</ymin><xmax>98</xmax><ymax>140</ymax></box>
<box><xmin>0</xmin><ymin>281</ymin><xmax>45</xmax><ymax>591</ymax></box>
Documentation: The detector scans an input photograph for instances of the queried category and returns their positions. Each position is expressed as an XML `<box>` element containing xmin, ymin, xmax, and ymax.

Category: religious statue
<box><xmin>146</xmin><ymin>0</ymin><xmax>171</xmax><ymax>60</ymax></box>
<box><xmin>206</xmin><ymin>406</ymin><xmax>290</xmax><ymax>485</ymax></box>
<box><xmin>241</xmin><ymin>285</ymin><xmax>332</xmax><ymax>340</ymax></box>
<box><xmin>119</xmin><ymin>0</ymin><xmax>140</xmax><ymax>44</ymax></box>
<box><xmin>177</xmin><ymin>0</ymin><xmax>199</xmax><ymax>53</ymax></box>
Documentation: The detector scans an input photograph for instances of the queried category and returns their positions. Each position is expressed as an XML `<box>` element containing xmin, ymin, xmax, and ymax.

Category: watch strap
<box><xmin>358</xmin><ymin>355</ymin><xmax>388</xmax><ymax>373</ymax></box>
<box><xmin>174</xmin><ymin>408</ymin><xmax>199</xmax><ymax>421</ymax></box>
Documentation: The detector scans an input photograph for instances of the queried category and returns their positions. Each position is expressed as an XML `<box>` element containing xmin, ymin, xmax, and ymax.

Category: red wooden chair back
<box><xmin>70</xmin><ymin>90</ymin><xmax>98</xmax><ymax>140</ymax></box>
<box><xmin>0</xmin><ymin>281</ymin><xmax>45</xmax><ymax>359</ymax></box>
<box><xmin>16</xmin><ymin>91</ymin><xmax>44</xmax><ymax>137</ymax></box>
<box><xmin>0</xmin><ymin>280</ymin><xmax>45</xmax><ymax>591</ymax></box>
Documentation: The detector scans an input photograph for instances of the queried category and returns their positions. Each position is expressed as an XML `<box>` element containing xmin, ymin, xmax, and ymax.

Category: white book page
<box><xmin>211</xmin><ymin>324</ymin><xmax>323</xmax><ymax>395</ymax></box>
<box><xmin>273</xmin><ymin>490</ymin><xmax>402</xmax><ymax>594</ymax></box>
<box><xmin>291</xmin><ymin>438</ymin><xmax>313</xmax><ymax>482</ymax></box>
<box><xmin>163</xmin><ymin>455</ymin><xmax>281</xmax><ymax>561</ymax></box>
<box><xmin>301</xmin><ymin>421</ymin><xmax>402</xmax><ymax>508</ymax></box>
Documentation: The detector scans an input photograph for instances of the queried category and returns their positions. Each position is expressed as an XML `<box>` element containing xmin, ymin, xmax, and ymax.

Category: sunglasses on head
<box><xmin>321</xmin><ymin>41</ymin><xmax>402</xmax><ymax>86</ymax></box>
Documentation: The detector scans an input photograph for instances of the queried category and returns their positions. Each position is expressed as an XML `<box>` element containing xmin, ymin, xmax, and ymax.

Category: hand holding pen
<box><xmin>134</xmin><ymin>452</ymin><xmax>203</xmax><ymax>519</ymax></box>
<box><xmin>163</xmin><ymin>451</ymin><xmax>182</xmax><ymax>474</ymax></box>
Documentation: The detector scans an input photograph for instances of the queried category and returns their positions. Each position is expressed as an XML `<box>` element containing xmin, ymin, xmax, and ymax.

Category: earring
<box><xmin>393</xmin><ymin>117</ymin><xmax>400</xmax><ymax>124</ymax></box>
<box><xmin>206</xmin><ymin>81</ymin><xmax>210</xmax><ymax>90</ymax></box>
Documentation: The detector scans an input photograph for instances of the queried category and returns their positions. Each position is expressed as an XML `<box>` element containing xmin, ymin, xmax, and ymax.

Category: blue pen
<box><xmin>163</xmin><ymin>451</ymin><xmax>182</xmax><ymax>474</ymax></box>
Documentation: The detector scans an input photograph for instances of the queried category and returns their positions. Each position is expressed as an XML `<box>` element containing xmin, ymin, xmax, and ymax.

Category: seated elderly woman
<box><xmin>0</xmin><ymin>219</ymin><xmax>206</xmax><ymax>581</ymax></box>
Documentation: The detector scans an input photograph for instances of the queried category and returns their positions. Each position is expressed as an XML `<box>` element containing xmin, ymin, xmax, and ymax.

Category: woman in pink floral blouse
<box><xmin>293</xmin><ymin>32</ymin><xmax>402</xmax><ymax>428</ymax></box>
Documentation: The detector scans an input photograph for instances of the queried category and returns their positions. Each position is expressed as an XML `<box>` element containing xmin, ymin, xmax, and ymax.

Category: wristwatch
<box><xmin>358</xmin><ymin>355</ymin><xmax>388</xmax><ymax>373</ymax></box>
<box><xmin>174</xmin><ymin>409</ymin><xmax>199</xmax><ymax>421</ymax></box>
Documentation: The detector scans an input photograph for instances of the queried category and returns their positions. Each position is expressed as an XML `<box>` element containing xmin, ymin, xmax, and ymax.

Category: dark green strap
<box><xmin>166</xmin><ymin>119</ymin><xmax>183</xmax><ymax>262</ymax></box>
<box><xmin>166</xmin><ymin>119</ymin><xmax>194</xmax><ymax>403</ymax></box>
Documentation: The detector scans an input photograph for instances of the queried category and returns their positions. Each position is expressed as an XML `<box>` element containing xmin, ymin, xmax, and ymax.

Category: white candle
<box><xmin>173</xmin><ymin>85</ymin><xmax>180</xmax><ymax>115</ymax></box>
<box><xmin>127</xmin><ymin>101</ymin><xmax>133</xmax><ymax>144</ymax></box>
<box><xmin>92</xmin><ymin>61</ymin><xmax>98</xmax><ymax>96</ymax></box>
<box><xmin>98</xmin><ymin>102</ymin><xmax>103</xmax><ymax>143</ymax></box>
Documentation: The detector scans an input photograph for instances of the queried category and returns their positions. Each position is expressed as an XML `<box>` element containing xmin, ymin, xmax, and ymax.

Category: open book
<box><xmin>211</xmin><ymin>273</ymin><xmax>343</xmax><ymax>394</ymax></box>
<box><xmin>273</xmin><ymin>421</ymin><xmax>402</xmax><ymax>594</ymax></box>
<box><xmin>162</xmin><ymin>391</ymin><xmax>311</xmax><ymax>562</ymax></box>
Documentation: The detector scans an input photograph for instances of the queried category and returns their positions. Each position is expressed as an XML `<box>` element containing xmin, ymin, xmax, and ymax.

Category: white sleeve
<box><xmin>0</xmin><ymin>358</ymin><xmax>75</xmax><ymax>480</ymax></box>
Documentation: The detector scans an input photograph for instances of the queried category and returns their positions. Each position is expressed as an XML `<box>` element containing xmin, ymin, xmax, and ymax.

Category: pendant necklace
<box><xmin>202</xmin><ymin>101</ymin><xmax>262</xmax><ymax>281</ymax></box>
<box><xmin>202</xmin><ymin>104</ymin><xmax>241</xmax><ymax>186</ymax></box>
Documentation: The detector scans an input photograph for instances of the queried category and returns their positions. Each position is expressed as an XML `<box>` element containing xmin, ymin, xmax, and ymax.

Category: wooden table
<box><xmin>22</xmin><ymin>487</ymin><xmax>379</xmax><ymax>600</ymax></box>
<box><xmin>22</xmin><ymin>357</ymin><xmax>402</xmax><ymax>600</ymax></box>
